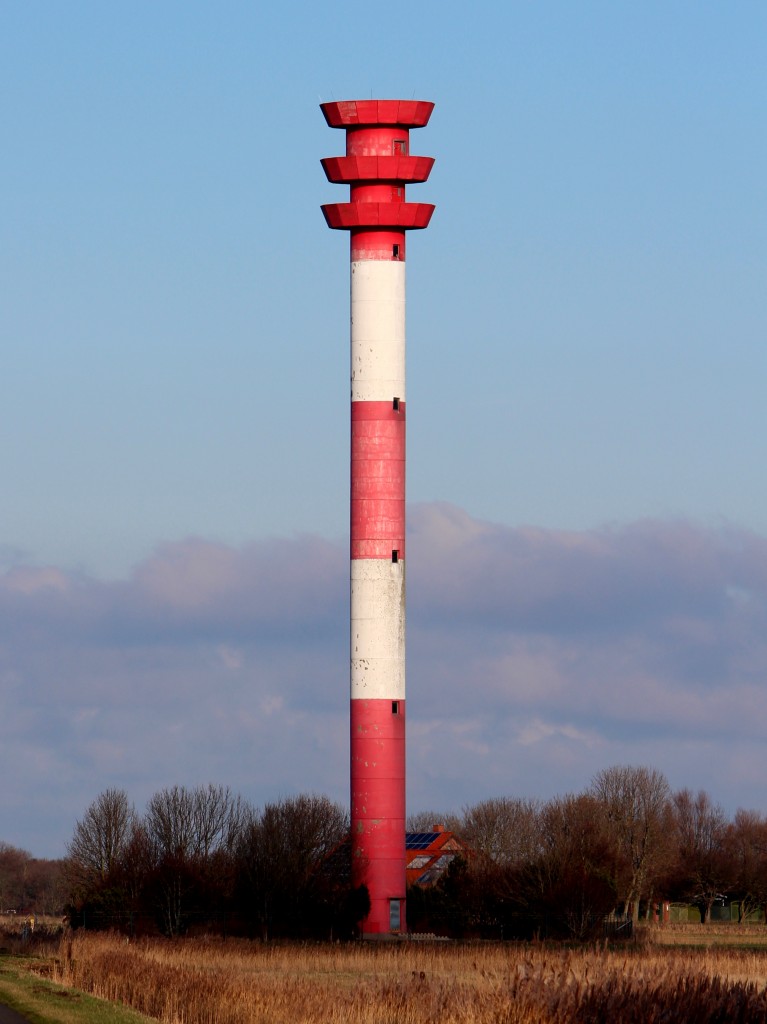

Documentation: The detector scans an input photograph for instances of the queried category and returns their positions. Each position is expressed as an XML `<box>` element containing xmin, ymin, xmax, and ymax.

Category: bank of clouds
<box><xmin>2</xmin><ymin>502</ymin><xmax>766</xmax><ymax>856</ymax></box>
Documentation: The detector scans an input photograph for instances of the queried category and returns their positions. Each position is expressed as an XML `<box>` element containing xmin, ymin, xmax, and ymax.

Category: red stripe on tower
<box><xmin>321</xmin><ymin>99</ymin><xmax>434</xmax><ymax>935</ymax></box>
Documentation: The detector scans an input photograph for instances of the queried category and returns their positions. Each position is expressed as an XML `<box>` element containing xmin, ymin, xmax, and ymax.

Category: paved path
<box><xmin>0</xmin><ymin>1004</ymin><xmax>30</xmax><ymax>1023</ymax></box>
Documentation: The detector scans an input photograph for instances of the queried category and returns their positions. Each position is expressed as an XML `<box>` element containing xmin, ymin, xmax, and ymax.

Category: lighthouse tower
<box><xmin>321</xmin><ymin>99</ymin><xmax>435</xmax><ymax>936</ymax></box>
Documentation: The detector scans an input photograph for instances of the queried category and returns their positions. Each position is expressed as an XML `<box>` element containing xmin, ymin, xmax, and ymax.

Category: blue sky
<box><xmin>2</xmin><ymin>2</ymin><xmax>766</xmax><ymax>856</ymax></box>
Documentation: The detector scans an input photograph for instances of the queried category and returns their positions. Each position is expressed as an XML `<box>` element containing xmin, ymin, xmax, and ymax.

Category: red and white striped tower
<box><xmin>321</xmin><ymin>100</ymin><xmax>435</xmax><ymax>936</ymax></box>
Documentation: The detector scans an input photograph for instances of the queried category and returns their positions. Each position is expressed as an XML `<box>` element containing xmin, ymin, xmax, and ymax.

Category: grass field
<box><xmin>651</xmin><ymin>921</ymin><xmax>767</xmax><ymax>947</ymax></box>
<box><xmin>5</xmin><ymin>925</ymin><xmax>767</xmax><ymax>1023</ymax></box>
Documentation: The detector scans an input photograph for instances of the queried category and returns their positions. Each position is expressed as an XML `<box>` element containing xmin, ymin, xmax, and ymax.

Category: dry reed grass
<box><xmin>652</xmin><ymin>921</ymin><xmax>767</xmax><ymax>946</ymax></box>
<box><xmin>47</xmin><ymin>931</ymin><xmax>767</xmax><ymax>1024</ymax></box>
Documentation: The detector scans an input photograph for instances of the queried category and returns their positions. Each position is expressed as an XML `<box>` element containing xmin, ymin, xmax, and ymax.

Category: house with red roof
<box><xmin>406</xmin><ymin>826</ymin><xmax>471</xmax><ymax>887</ymax></box>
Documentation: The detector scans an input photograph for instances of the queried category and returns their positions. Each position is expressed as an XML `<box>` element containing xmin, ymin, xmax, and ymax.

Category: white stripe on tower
<box><xmin>351</xmin><ymin>261</ymin><xmax>405</xmax><ymax>405</ymax></box>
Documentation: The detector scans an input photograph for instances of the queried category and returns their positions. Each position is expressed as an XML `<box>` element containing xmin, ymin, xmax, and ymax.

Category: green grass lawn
<box><xmin>0</xmin><ymin>955</ymin><xmax>156</xmax><ymax>1024</ymax></box>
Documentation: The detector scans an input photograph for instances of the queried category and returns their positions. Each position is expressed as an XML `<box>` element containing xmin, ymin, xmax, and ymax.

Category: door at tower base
<box><xmin>389</xmin><ymin>898</ymin><xmax>402</xmax><ymax>932</ymax></box>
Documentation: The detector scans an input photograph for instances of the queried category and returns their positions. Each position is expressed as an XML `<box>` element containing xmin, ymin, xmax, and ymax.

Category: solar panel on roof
<box><xmin>405</xmin><ymin>831</ymin><xmax>440</xmax><ymax>850</ymax></box>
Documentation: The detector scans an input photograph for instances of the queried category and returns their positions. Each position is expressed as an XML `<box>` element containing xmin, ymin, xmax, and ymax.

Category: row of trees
<box><xmin>0</xmin><ymin>842</ymin><xmax>65</xmax><ymax>915</ymax></box>
<box><xmin>54</xmin><ymin>766</ymin><xmax>767</xmax><ymax>940</ymax></box>
<box><xmin>410</xmin><ymin>766</ymin><xmax>767</xmax><ymax>938</ymax></box>
<box><xmin>65</xmin><ymin>786</ymin><xmax>363</xmax><ymax>938</ymax></box>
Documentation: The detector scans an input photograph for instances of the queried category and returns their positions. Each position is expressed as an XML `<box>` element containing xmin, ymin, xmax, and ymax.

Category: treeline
<box><xmin>410</xmin><ymin>766</ymin><xmax>767</xmax><ymax>939</ymax></box>
<box><xmin>0</xmin><ymin>842</ymin><xmax>65</xmax><ymax>915</ymax></box>
<box><xmin>64</xmin><ymin>786</ymin><xmax>365</xmax><ymax>939</ymax></box>
<box><xmin>41</xmin><ymin>764</ymin><xmax>767</xmax><ymax>941</ymax></box>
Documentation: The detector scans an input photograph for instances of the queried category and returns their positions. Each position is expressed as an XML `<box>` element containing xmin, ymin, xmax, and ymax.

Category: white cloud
<box><xmin>515</xmin><ymin>718</ymin><xmax>600</xmax><ymax>748</ymax></box>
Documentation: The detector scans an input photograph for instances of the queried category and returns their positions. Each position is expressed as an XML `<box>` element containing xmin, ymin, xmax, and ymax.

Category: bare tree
<box><xmin>145</xmin><ymin>786</ymin><xmax>196</xmax><ymax>861</ymax></box>
<box><xmin>144</xmin><ymin>784</ymin><xmax>247</xmax><ymax>935</ymax></box>
<box><xmin>193</xmin><ymin>784</ymin><xmax>247</xmax><ymax>858</ymax></box>
<box><xmin>461</xmin><ymin>797</ymin><xmax>541</xmax><ymax>867</ymax></box>
<box><xmin>726</xmin><ymin>809</ymin><xmax>767</xmax><ymax>923</ymax></box>
<box><xmin>511</xmin><ymin>794</ymin><xmax>615</xmax><ymax>940</ymax></box>
<box><xmin>67</xmin><ymin>789</ymin><xmax>135</xmax><ymax>889</ymax></box>
<box><xmin>590</xmin><ymin>765</ymin><xmax>672</xmax><ymax>922</ymax></box>
<box><xmin>671</xmin><ymin>788</ymin><xmax>733</xmax><ymax>923</ymax></box>
<box><xmin>145</xmin><ymin>784</ymin><xmax>246</xmax><ymax>860</ymax></box>
<box><xmin>237</xmin><ymin>794</ymin><xmax>348</xmax><ymax>939</ymax></box>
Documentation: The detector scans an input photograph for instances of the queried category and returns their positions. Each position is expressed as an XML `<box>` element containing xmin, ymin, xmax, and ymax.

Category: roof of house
<box><xmin>317</xmin><ymin>827</ymin><xmax>471</xmax><ymax>890</ymax></box>
<box><xmin>406</xmin><ymin>827</ymin><xmax>470</xmax><ymax>887</ymax></box>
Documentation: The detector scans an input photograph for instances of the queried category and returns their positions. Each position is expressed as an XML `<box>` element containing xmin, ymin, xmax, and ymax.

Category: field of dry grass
<box><xmin>30</xmin><ymin>930</ymin><xmax>767</xmax><ymax>1024</ymax></box>
<box><xmin>652</xmin><ymin>921</ymin><xmax>767</xmax><ymax>947</ymax></box>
